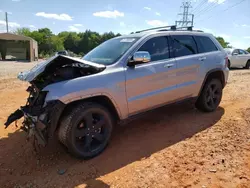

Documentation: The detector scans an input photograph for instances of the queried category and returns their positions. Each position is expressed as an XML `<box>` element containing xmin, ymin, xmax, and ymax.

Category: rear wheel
<box><xmin>227</xmin><ymin>60</ymin><xmax>231</xmax><ymax>69</ymax></box>
<box><xmin>58</xmin><ymin>102</ymin><xmax>114</xmax><ymax>159</ymax></box>
<box><xmin>245</xmin><ymin>60</ymin><xmax>250</xmax><ymax>69</ymax></box>
<box><xmin>196</xmin><ymin>79</ymin><xmax>222</xmax><ymax>112</ymax></box>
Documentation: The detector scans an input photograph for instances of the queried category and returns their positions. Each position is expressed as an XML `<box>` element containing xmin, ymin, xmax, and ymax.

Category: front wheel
<box><xmin>58</xmin><ymin>102</ymin><xmax>114</xmax><ymax>159</ymax></box>
<box><xmin>245</xmin><ymin>60</ymin><xmax>250</xmax><ymax>69</ymax></box>
<box><xmin>195</xmin><ymin>79</ymin><xmax>223</xmax><ymax>112</ymax></box>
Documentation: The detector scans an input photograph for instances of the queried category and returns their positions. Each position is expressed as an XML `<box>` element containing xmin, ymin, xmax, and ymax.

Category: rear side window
<box><xmin>195</xmin><ymin>36</ymin><xmax>218</xmax><ymax>53</ymax></box>
<box><xmin>138</xmin><ymin>36</ymin><xmax>170</xmax><ymax>62</ymax></box>
<box><xmin>239</xmin><ymin>49</ymin><xmax>248</xmax><ymax>54</ymax></box>
<box><xmin>172</xmin><ymin>35</ymin><xmax>197</xmax><ymax>57</ymax></box>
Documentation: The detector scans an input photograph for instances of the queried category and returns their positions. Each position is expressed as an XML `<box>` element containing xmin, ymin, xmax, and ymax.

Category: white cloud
<box><xmin>230</xmin><ymin>39</ymin><xmax>249</xmax><ymax>49</ymax></box>
<box><xmin>120</xmin><ymin>22</ymin><xmax>126</xmax><ymax>27</ymax></box>
<box><xmin>233</xmin><ymin>22</ymin><xmax>239</xmax><ymax>27</ymax></box>
<box><xmin>0</xmin><ymin>20</ymin><xmax>20</xmax><ymax>28</ymax></box>
<box><xmin>144</xmin><ymin>7</ymin><xmax>151</xmax><ymax>11</ymax></box>
<box><xmin>73</xmin><ymin>24</ymin><xmax>83</xmax><ymax>27</ymax></box>
<box><xmin>243</xmin><ymin>36</ymin><xmax>250</xmax><ymax>39</ymax></box>
<box><xmin>29</xmin><ymin>25</ymin><xmax>36</xmax><ymax>28</ymax></box>
<box><xmin>145</xmin><ymin>20</ymin><xmax>168</xmax><ymax>27</ymax></box>
<box><xmin>93</xmin><ymin>10</ymin><xmax>124</xmax><ymax>18</ymax></box>
<box><xmin>242</xmin><ymin>24</ymin><xmax>250</xmax><ymax>27</ymax></box>
<box><xmin>68</xmin><ymin>25</ymin><xmax>79</xmax><ymax>32</ymax></box>
<box><xmin>208</xmin><ymin>0</ymin><xmax>226</xmax><ymax>4</ymax></box>
<box><xmin>218</xmin><ymin>34</ymin><xmax>231</xmax><ymax>40</ymax></box>
<box><xmin>12</xmin><ymin>0</ymin><xmax>21</xmax><ymax>1</ymax></box>
<box><xmin>53</xmin><ymin>22</ymin><xmax>55</xmax><ymax>25</ymax></box>
<box><xmin>155</xmin><ymin>12</ymin><xmax>161</xmax><ymax>16</ymax></box>
<box><xmin>35</xmin><ymin>12</ymin><xmax>73</xmax><ymax>21</ymax></box>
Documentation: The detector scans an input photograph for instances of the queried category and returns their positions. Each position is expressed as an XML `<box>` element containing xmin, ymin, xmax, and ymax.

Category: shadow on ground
<box><xmin>0</xmin><ymin>102</ymin><xmax>225</xmax><ymax>188</ymax></box>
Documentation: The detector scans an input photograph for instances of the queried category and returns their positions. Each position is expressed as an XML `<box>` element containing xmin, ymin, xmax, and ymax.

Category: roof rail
<box><xmin>176</xmin><ymin>26</ymin><xmax>193</xmax><ymax>31</ymax></box>
<box><xmin>135</xmin><ymin>25</ymin><xmax>176</xmax><ymax>33</ymax></box>
<box><xmin>134</xmin><ymin>25</ymin><xmax>203</xmax><ymax>33</ymax></box>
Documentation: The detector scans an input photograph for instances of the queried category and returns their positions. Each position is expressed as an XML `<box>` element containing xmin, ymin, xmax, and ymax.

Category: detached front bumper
<box><xmin>4</xmin><ymin>100</ymin><xmax>65</xmax><ymax>147</ymax></box>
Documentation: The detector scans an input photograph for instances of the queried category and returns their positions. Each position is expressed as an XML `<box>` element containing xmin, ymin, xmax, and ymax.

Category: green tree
<box><xmin>14</xmin><ymin>27</ymin><xmax>121</xmax><ymax>56</ymax></box>
<box><xmin>14</xmin><ymin>27</ymin><xmax>31</xmax><ymax>36</ymax></box>
<box><xmin>247</xmin><ymin>47</ymin><xmax>250</xmax><ymax>53</ymax></box>
<box><xmin>63</xmin><ymin>32</ymin><xmax>80</xmax><ymax>53</ymax></box>
<box><xmin>51</xmin><ymin>36</ymin><xmax>64</xmax><ymax>51</ymax></box>
<box><xmin>216</xmin><ymin>37</ymin><xmax>231</xmax><ymax>48</ymax></box>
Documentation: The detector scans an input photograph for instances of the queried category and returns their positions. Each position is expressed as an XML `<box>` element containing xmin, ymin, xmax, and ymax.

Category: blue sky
<box><xmin>0</xmin><ymin>0</ymin><xmax>250</xmax><ymax>49</ymax></box>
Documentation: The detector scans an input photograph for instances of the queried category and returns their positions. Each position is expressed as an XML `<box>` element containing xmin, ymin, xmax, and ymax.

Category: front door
<box><xmin>238</xmin><ymin>49</ymin><xmax>249</xmax><ymax>67</ymax></box>
<box><xmin>231</xmin><ymin>49</ymin><xmax>241</xmax><ymax>67</ymax></box>
<box><xmin>125</xmin><ymin>36</ymin><xmax>177</xmax><ymax>116</ymax></box>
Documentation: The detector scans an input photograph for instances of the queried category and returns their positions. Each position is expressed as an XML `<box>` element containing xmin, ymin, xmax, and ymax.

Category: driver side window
<box><xmin>138</xmin><ymin>36</ymin><xmax>170</xmax><ymax>62</ymax></box>
<box><xmin>232</xmin><ymin>49</ymin><xmax>239</xmax><ymax>54</ymax></box>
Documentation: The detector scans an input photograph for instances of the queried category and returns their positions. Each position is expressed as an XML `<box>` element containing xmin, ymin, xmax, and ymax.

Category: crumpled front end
<box><xmin>4</xmin><ymin>84</ymin><xmax>65</xmax><ymax>147</ymax></box>
<box><xmin>4</xmin><ymin>55</ymin><xmax>105</xmax><ymax>148</ymax></box>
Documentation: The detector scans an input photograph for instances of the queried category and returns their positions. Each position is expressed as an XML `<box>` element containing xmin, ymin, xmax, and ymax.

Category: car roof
<box><xmin>118</xmin><ymin>30</ymin><xmax>213</xmax><ymax>39</ymax></box>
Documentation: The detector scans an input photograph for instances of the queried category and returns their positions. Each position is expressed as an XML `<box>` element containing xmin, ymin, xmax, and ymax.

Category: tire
<box><xmin>58</xmin><ymin>102</ymin><xmax>114</xmax><ymax>159</ymax></box>
<box><xmin>195</xmin><ymin>79</ymin><xmax>222</xmax><ymax>112</ymax></box>
<box><xmin>245</xmin><ymin>60</ymin><xmax>250</xmax><ymax>69</ymax></box>
<box><xmin>228</xmin><ymin>60</ymin><xmax>231</xmax><ymax>69</ymax></box>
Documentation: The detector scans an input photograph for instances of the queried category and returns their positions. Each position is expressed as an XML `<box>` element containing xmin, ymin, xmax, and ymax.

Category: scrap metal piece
<box><xmin>4</xmin><ymin>109</ymin><xmax>24</xmax><ymax>128</ymax></box>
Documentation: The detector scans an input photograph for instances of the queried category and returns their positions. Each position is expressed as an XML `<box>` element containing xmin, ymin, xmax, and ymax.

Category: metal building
<box><xmin>0</xmin><ymin>33</ymin><xmax>38</xmax><ymax>61</ymax></box>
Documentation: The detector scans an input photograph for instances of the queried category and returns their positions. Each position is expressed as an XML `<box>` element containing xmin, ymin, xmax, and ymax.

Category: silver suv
<box><xmin>5</xmin><ymin>26</ymin><xmax>229</xmax><ymax>159</ymax></box>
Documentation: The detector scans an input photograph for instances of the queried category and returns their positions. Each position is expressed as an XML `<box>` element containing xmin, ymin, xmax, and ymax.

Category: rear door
<box><xmin>125</xmin><ymin>35</ymin><xmax>177</xmax><ymax>116</ymax></box>
<box><xmin>170</xmin><ymin>34</ymin><xmax>208</xmax><ymax>99</ymax></box>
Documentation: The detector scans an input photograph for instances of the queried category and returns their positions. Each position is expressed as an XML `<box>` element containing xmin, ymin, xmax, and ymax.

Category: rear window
<box><xmin>194</xmin><ymin>36</ymin><xmax>218</xmax><ymax>53</ymax></box>
<box><xmin>172</xmin><ymin>35</ymin><xmax>197</xmax><ymax>58</ymax></box>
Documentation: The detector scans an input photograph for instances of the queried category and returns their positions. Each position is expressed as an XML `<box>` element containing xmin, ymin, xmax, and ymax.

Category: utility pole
<box><xmin>5</xmin><ymin>12</ymin><xmax>9</xmax><ymax>33</ymax></box>
<box><xmin>176</xmin><ymin>1</ymin><xmax>194</xmax><ymax>27</ymax></box>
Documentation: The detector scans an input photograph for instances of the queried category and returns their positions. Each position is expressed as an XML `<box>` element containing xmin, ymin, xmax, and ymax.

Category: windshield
<box><xmin>82</xmin><ymin>37</ymin><xmax>139</xmax><ymax>65</ymax></box>
<box><xmin>224</xmin><ymin>48</ymin><xmax>233</xmax><ymax>55</ymax></box>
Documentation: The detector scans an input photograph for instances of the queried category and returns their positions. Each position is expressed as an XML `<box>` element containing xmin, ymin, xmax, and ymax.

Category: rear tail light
<box><xmin>225</xmin><ymin>56</ymin><xmax>229</xmax><ymax>68</ymax></box>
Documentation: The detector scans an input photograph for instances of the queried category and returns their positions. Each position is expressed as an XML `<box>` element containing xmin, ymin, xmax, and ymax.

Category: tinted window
<box><xmin>239</xmin><ymin>49</ymin><xmax>248</xmax><ymax>54</ymax></box>
<box><xmin>195</xmin><ymin>36</ymin><xmax>218</xmax><ymax>53</ymax></box>
<box><xmin>138</xmin><ymin>36</ymin><xmax>169</xmax><ymax>61</ymax></box>
<box><xmin>172</xmin><ymin>35</ymin><xmax>197</xmax><ymax>57</ymax></box>
<box><xmin>232</xmin><ymin>49</ymin><xmax>239</xmax><ymax>54</ymax></box>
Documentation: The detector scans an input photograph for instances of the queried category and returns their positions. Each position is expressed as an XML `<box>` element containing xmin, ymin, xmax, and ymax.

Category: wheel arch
<box><xmin>198</xmin><ymin>69</ymin><xmax>225</xmax><ymax>97</ymax></box>
<box><xmin>245</xmin><ymin>59</ymin><xmax>250</xmax><ymax>68</ymax></box>
<box><xmin>48</xmin><ymin>95</ymin><xmax>121</xmax><ymax>138</ymax></box>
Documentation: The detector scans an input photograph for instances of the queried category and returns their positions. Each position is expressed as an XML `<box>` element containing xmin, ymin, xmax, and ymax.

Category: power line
<box><xmin>195</xmin><ymin>1</ymin><xmax>220</xmax><ymax>19</ymax></box>
<box><xmin>221</xmin><ymin>0</ymin><xmax>247</xmax><ymax>12</ymax></box>
<box><xmin>195</xmin><ymin>0</ymin><xmax>247</xmax><ymax>24</ymax></box>
<box><xmin>191</xmin><ymin>0</ymin><xmax>208</xmax><ymax>14</ymax></box>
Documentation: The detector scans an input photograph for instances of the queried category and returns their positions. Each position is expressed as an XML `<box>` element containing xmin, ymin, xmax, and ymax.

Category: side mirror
<box><xmin>233</xmin><ymin>53</ymin><xmax>239</xmax><ymax>56</ymax></box>
<box><xmin>128</xmin><ymin>51</ymin><xmax>151</xmax><ymax>67</ymax></box>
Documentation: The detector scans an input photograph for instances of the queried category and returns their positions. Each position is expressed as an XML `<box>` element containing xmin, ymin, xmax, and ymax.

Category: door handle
<box><xmin>198</xmin><ymin>57</ymin><xmax>206</xmax><ymax>61</ymax></box>
<box><xmin>164</xmin><ymin>63</ymin><xmax>174</xmax><ymax>68</ymax></box>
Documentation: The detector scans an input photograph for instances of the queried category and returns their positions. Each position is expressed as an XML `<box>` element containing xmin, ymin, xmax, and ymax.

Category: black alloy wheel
<box><xmin>74</xmin><ymin>111</ymin><xmax>109</xmax><ymax>154</ymax></box>
<box><xmin>205</xmin><ymin>82</ymin><xmax>222</xmax><ymax>110</ymax></box>
<box><xmin>59</xmin><ymin>103</ymin><xmax>113</xmax><ymax>159</ymax></box>
<box><xmin>195</xmin><ymin>79</ymin><xmax>222</xmax><ymax>112</ymax></box>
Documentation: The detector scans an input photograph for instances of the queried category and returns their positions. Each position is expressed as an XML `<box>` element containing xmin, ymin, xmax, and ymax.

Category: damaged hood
<box><xmin>18</xmin><ymin>55</ymin><xmax>106</xmax><ymax>82</ymax></box>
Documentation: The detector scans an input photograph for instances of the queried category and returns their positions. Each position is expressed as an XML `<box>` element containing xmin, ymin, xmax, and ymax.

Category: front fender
<box><xmin>42</xmin><ymin>71</ymin><xmax>128</xmax><ymax>120</ymax></box>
